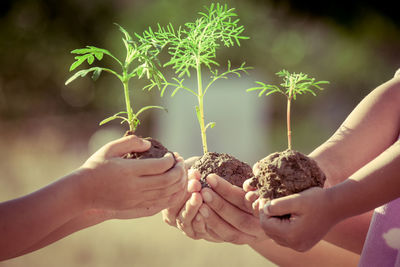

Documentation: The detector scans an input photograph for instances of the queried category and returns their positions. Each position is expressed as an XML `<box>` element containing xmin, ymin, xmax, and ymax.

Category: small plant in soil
<box><xmin>247</xmin><ymin>70</ymin><xmax>329</xmax><ymax>201</ymax></box>
<box><xmin>66</xmin><ymin>24</ymin><xmax>170</xmax><ymax>159</ymax></box>
<box><xmin>143</xmin><ymin>3</ymin><xmax>254</xmax><ymax>187</ymax></box>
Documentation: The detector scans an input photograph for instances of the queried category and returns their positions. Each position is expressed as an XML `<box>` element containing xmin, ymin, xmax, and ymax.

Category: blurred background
<box><xmin>1</xmin><ymin>0</ymin><xmax>399</xmax><ymax>266</ymax></box>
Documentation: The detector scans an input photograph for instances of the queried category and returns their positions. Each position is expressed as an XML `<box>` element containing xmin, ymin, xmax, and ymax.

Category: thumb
<box><xmin>263</xmin><ymin>195</ymin><xmax>300</xmax><ymax>217</ymax></box>
<box><xmin>103</xmin><ymin>135</ymin><xmax>151</xmax><ymax>157</ymax></box>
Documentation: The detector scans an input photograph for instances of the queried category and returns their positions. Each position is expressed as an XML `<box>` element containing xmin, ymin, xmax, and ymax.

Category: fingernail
<box><xmin>202</xmin><ymin>191</ymin><xmax>212</xmax><ymax>203</ymax></box>
<box><xmin>199</xmin><ymin>206</ymin><xmax>209</xmax><ymax>218</ymax></box>
<box><xmin>140</xmin><ymin>138</ymin><xmax>151</xmax><ymax>146</ymax></box>
<box><xmin>207</xmin><ymin>175</ymin><xmax>217</xmax><ymax>188</ymax></box>
<box><xmin>190</xmin><ymin>194</ymin><xmax>198</xmax><ymax>206</ymax></box>
<box><xmin>263</xmin><ymin>201</ymin><xmax>271</xmax><ymax>215</ymax></box>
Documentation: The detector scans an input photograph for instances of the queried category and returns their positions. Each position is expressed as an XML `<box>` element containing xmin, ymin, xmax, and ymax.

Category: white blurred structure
<box><xmin>152</xmin><ymin>76</ymin><xmax>269</xmax><ymax>166</ymax></box>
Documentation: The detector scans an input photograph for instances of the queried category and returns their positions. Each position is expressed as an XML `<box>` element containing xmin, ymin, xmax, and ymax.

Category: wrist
<box><xmin>324</xmin><ymin>184</ymin><xmax>352</xmax><ymax>224</ymax></box>
<box><xmin>70</xmin><ymin>167</ymin><xmax>95</xmax><ymax>211</ymax></box>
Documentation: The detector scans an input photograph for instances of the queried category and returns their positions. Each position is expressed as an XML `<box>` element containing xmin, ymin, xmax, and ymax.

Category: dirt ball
<box><xmin>190</xmin><ymin>152</ymin><xmax>253</xmax><ymax>188</ymax></box>
<box><xmin>252</xmin><ymin>149</ymin><xmax>326</xmax><ymax>200</ymax></box>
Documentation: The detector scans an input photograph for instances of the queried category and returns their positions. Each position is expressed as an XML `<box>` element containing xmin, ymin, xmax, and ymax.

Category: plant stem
<box><xmin>122</xmin><ymin>69</ymin><xmax>134</xmax><ymax>132</ymax></box>
<box><xmin>287</xmin><ymin>81</ymin><xmax>294</xmax><ymax>150</ymax></box>
<box><xmin>196</xmin><ymin>62</ymin><xmax>208</xmax><ymax>154</ymax></box>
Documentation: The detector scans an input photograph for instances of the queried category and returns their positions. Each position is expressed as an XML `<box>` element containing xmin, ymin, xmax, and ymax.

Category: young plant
<box><xmin>142</xmin><ymin>3</ymin><xmax>251</xmax><ymax>154</ymax></box>
<box><xmin>247</xmin><ymin>69</ymin><xmax>329</xmax><ymax>150</ymax></box>
<box><xmin>65</xmin><ymin>24</ymin><xmax>166</xmax><ymax>133</ymax></box>
<box><xmin>248</xmin><ymin>70</ymin><xmax>329</xmax><ymax>201</ymax></box>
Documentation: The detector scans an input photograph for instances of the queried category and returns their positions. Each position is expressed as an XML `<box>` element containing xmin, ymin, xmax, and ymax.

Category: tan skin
<box><xmin>162</xmin><ymin>74</ymin><xmax>400</xmax><ymax>266</ymax></box>
<box><xmin>0</xmin><ymin>135</ymin><xmax>187</xmax><ymax>261</ymax></box>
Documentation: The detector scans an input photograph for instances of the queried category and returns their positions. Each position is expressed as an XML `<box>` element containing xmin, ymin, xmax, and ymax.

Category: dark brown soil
<box><xmin>123</xmin><ymin>131</ymin><xmax>173</xmax><ymax>160</ymax></box>
<box><xmin>250</xmin><ymin>149</ymin><xmax>326</xmax><ymax>201</ymax></box>
<box><xmin>190</xmin><ymin>152</ymin><xmax>253</xmax><ymax>188</ymax></box>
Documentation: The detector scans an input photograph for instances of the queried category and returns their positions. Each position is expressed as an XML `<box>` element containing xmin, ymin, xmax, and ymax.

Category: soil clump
<box><xmin>190</xmin><ymin>152</ymin><xmax>253</xmax><ymax>188</ymax></box>
<box><xmin>123</xmin><ymin>131</ymin><xmax>173</xmax><ymax>160</ymax></box>
<box><xmin>251</xmin><ymin>149</ymin><xmax>326</xmax><ymax>201</ymax></box>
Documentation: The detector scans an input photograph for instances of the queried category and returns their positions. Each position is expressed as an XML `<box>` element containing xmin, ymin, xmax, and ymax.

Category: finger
<box><xmin>244</xmin><ymin>191</ymin><xmax>258</xmax><ymax>212</ymax></box>
<box><xmin>136</xmin><ymin>156</ymin><xmax>183</xmax><ymax>186</ymax></box>
<box><xmin>243</xmin><ymin>178</ymin><xmax>257</xmax><ymax>192</ymax></box>
<box><xmin>206</xmin><ymin>174</ymin><xmax>249</xmax><ymax>212</ymax></box>
<box><xmin>165</xmin><ymin>187</ymin><xmax>188</xmax><ymax>208</ymax></box>
<box><xmin>188</xmin><ymin>178</ymin><xmax>202</xmax><ymax>193</ymax></box>
<box><xmin>176</xmin><ymin>192</ymin><xmax>203</xmax><ymax>238</ymax></box>
<box><xmin>135</xmin><ymin>193</ymin><xmax>183</xmax><ymax>216</ymax></box>
<box><xmin>199</xmin><ymin>204</ymin><xmax>257</xmax><ymax>245</ymax></box>
<box><xmin>191</xmin><ymin>214</ymin><xmax>223</xmax><ymax>242</ymax></box>
<box><xmin>202</xmin><ymin>188</ymin><xmax>262</xmax><ymax>237</ymax></box>
<box><xmin>192</xmin><ymin>213</ymin><xmax>207</xmax><ymax>235</ymax></box>
<box><xmin>123</xmin><ymin>152</ymin><xmax>176</xmax><ymax>176</ymax></box>
<box><xmin>259</xmin><ymin>210</ymin><xmax>290</xmax><ymax>237</ymax></box>
<box><xmin>252</xmin><ymin>162</ymin><xmax>261</xmax><ymax>176</ymax></box>
<box><xmin>162</xmin><ymin>190</ymin><xmax>191</xmax><ymax>227</ymax></box>
<box><xmin>263</xmin><ymin>194</ymin><xmax>301</xmax><ymax>217</ymax></box>
<box><xmin>140</xmin><ymin>164</ymin><xmax>187</xmax><ymax>199</ymax></box>
<box><xmin>252</xmin><ymin>198</ymin><xmax>260</xmax><ymax>217</ymax></box>
<box><xmin>104</xmin><ymin>135</ymin><xmax>151</xmax><ymax>157</ymax></box>
<box><xmin>188</xmin><ymin>168</ymin><xmax>201</xmax><ymax>180</ymax></box>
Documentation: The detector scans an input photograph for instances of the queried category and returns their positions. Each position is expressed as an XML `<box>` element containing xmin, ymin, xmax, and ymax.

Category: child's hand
<box><xmin>78</xmin><ymin>135</ymin><xmax>187</xmax><ymax>218</ymax></box>
<box><xmin>258</xmin><ymin>187</ymin><xmax>339</xmax><ymax>252</ymax></box>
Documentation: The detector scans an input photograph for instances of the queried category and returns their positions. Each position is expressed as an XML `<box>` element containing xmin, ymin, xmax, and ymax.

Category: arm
<box><xmin>0</xmin><ymin>135</ymin><xmax>186</xmax><ymax>261</ymax></box>
<box><xmin>310</xmin><ymin>75</ymin><xmax>400</xmax><ymax>186</ymax></box>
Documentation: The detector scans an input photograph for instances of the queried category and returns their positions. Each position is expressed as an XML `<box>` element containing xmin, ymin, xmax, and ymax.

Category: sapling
<box><xmin>143</xmin><ymin>3</ymin><xmax>254</xmax><ymax>187</ymax></box>
<box><xmin>247</xmin><ymin>70</ymin><xmax>329</xmax><ymax>202</ymax></box>
<box><xmin>65</xmin><ymin>24</ymin><xmax>171</xmax><ymax>159</ymax></box>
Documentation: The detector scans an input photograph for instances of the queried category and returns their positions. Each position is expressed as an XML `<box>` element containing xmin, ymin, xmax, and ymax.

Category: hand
<box><xmin>78</xmin><ymin>135</ymin><xmax>187</xmax><ymax>218</ymax></box>
<box><xmin>161</xmin><ymin>157</ymin><xmax>208</xmax><ymax>239</ymax></box>
<box><xmin>194</xmin><ymin>174</ymin><xmax>269</xmax><ymax>244</ymax></box>
<box><xmin>258</xmin><ymin>187</ymin><xmax>339</xmax><ymax>252</ymax></box>
<box><xmin>242</xmin><ymin>164</ymin><xmax>263</xmax><ymax>217</ymax></box>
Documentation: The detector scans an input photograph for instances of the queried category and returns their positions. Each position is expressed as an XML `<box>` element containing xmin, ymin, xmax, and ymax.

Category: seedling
<box><xmin>142</xmin><ymin>3</ymin><xmax>251</xmax><ymax>154</ymax></box>
<box><xmin>65</xmin><ymin>24</ymin><xmax>166</xmax><ymax>133</ymax></box>
<box><xmin>247</xmin><ymin>69</ymin><xmax>329</xmax><ymax>150</ymax></box>
<box><xmin>248</xmin><ymin>70</ymin><xmax>329</xmax><ymax>202</ymax></box>
<box><xmin>139</xmin><ymin>3</ymin><xmax>254</xmax><ymax>187</ymax></box>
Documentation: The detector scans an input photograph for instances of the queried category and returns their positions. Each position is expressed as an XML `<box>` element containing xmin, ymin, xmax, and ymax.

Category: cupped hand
<box><xmin>194</xmin><ymin>174</ymin><xmax>270</xmax><ymax>244</ymax></box>
<box><xmin>161</xmin><ymin>158</ymin><xmax>210</xmax><ymax>239</ymax></box>
<box><xmin>258</xmin><ymin>186</ymin><xmax>339</xmax><ymax>252</ymax></box>
<box><xmin>78</xmin><ymin>135</ymin><xmax>187</xmax><ymax>218</ymax></box>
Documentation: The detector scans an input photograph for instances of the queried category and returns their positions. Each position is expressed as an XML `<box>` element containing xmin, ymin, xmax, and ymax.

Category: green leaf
<box><xmin>205</xmin><ymin>122</ymin><xmax>216</xmax><ymax>131</ymax></box>
<box><xmin>114</xmin><ymin>23</ymin><xmax>132</xmax><ymax>41</ymax></box>
<box><xmin>99</xmin><ymin>115</ymin><xmax>129</xmax><ymax>126</ymax></box>
<box><xmin>135</xmin><ymin>105</ymin><xmax>167</xmax><ymax>117</ymax></box>
<box><xmin>65</xmin><ymin>67</ymin><xmax>102</xmax><ymax>85</ymax></box>
<box><xmin>94</xmin><ymin>52</ymin><xmax>103</xmax><ymax>60</ymax></box>
<box><xmin>69</xmin><ymin>56</ymin><xmax>87</xmax><ymax>71</ymax></box>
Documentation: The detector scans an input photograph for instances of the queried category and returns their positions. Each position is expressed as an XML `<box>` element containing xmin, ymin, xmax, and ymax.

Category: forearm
<box><xmin>323</xmin><ymin>210</ymin><xmax>373</xmax><ymax>254</ymax></box>
<box><xmin>250</xmin><ymin>239</ymin><xmax>359</xmax><ymax>267</ymax></box>
<box><xmin>0</xmin><ymin>170</ymin><xmax>88</xmax><ymax>260</ymax></box>
<box><xmin>328</xmin><ymin>140</ymin><xmax>400</xmax><ymax>220</ymax></box>
<box><xmin>310</xmin><ymin>76</ymin><xmax>400</xmax><ymax>185</ymax></box>
<box><xmin>14</xmin><ymin>209</ymin><xmax>110</xmax><ymax>258</ymax></box>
